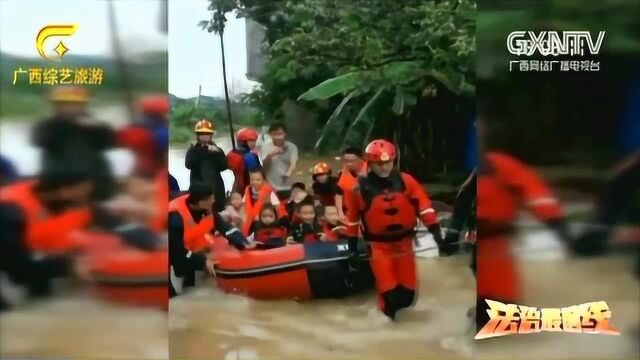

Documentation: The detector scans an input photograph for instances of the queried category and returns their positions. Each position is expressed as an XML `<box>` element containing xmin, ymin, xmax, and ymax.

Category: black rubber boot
<box><xmin>382</xmin><ymin>288</ymin><xmax>400</xmax><ymax>321</ymax></box>
<box><xmin>395</xmin><ymin>285</ymin><xmax>416</xmax><ymax>310</ymax></box>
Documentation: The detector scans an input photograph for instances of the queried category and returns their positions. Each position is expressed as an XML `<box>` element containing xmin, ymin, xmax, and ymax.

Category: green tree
<box><xmin>203</xmin><ymin>0</ymin><xmax>476</xmax><ymax>181</ymax></box>
<box><xmin>169</xmin><ymin>102</ymin><xmax>225</xmax><ymax>144</ymax></box>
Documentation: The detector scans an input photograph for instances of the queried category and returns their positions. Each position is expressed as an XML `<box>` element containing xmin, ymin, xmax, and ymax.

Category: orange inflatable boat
<box><xmin>77</xmin><ymin>233</ymin><xmax>168</xmax><ymax>310</ymax></box>
<box><xmin>212</xmin><ymin>238</ymin><xmax>374</xmax><ymax>300</ymax></box>
<box><xmin>90</xmin><ymin>249</ymin><xmax>168</xmax><ymax>310</ymax></box>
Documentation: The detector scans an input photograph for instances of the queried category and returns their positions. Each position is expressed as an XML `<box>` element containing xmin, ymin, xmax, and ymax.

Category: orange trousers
<box><xmin>369</xmin><ymin>238</ymin><xmax>417</xmax><ymax>310</ymax></box>
<box><xmin>476</xmin><ymin>235</ymin><xmax>520</xmax><ymax>302</ymax></box>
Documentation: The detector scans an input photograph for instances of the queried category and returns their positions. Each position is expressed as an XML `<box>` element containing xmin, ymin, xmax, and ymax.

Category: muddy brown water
<box><xmin>1</xmin><ymin>122</ymin><xmax>637</xmax><ymax>359</ymax></box>
<box><xmin>169</xmin><ymin>256</ymin><xmax>476</xmax><ymax>360</ymax></box>
<box><xmin>169</xmin><ymin>255</ymin><xmax>639</xmax><ymax>360</ymax></box>
<box><xmin>0</xmin><ymin>291</ymin><xmax>168</xmax><ymax>359</ymax></box>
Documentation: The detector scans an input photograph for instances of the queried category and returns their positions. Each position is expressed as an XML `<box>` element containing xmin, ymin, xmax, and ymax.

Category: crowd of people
<box><xmin>3</xmin><ymin>85</ymin><xmax>636</xmax><ymax>329</ymax></box>
<box><xmin>168</xmin><ymin>118</ymin><xmax>464</xmax><ymax>321</ymax></box>
<box><xmin>0</xmin><ymin>85</ymin><xmax>170</xmax><ymax>311</ymax></box>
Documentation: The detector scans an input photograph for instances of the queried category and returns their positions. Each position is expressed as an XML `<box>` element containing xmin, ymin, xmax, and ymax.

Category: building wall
<box><xmin>245</xmin><ymin>19</ymin><xmax>266</xmax><ymax>82</ymax></box>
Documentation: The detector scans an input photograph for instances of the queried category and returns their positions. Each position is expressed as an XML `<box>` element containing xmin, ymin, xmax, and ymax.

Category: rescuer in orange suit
<box><xmin>350</xmin><ymin>139</ymin><xmax>455</xmax><ymax>320</ymax></box>
<box><xmin>117</xmin><ymin>95</ymin><xmax>169</xmax><ymax>175</ymax></box>
<box><xmin>0</xmin><ymin>168</ymin><xmax>159</xmax><ymax>311</ymax></box>
<box><xmin>169</xmin><ymin>182</ymin><xmax>256</xmax><ymax>297</ymax></box>
<box><xmin>475</xmin><ymin>117</ymin><xmax>576</xmax><ymax>331</ymax></box>
<box><xmin>335</xmin><ymin>147</ymin><xmax>368</xmax><ymax>261</ymax></box>
<box><xmin>227</xmin><ymin>127</ymin><xmax>261</xmax><ymax>193</ymax></box>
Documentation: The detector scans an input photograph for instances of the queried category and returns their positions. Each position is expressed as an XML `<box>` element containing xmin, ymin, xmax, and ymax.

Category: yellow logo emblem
<box><xmin>36</xmin><ymin>24</ymin><xmax>78</xmax><ymax>61</ymax></box>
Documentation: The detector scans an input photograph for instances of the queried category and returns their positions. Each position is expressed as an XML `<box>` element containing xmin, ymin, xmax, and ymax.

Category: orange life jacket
<box><xmin>168</xmin><ymin>194</ymin><xmax>215</xmax><ymax>252</ymax></box>
<box><xmin>254</xmin><ymin>223</ymin><xmax>287</xmax><ymax>248</ymax></box>
<box><xmin>357</xmin><ymin>171</ymin><xmax>418</xmax><ymax>241</ymax></box>
<box><xmin>149</xmin><ymin>170</ymin><xmax>168</xmax><ymax>232</ymax></box>
<box><xmin>117</xmin><ymin>126</ymin><xmax>155</xmax><ymax>174</ymax></box>
<box><xmin>0</xmin><ymin>181</ymin><xmax>92</xmax><ymax>254</ymax></box>
<box><xmin>478</xmin><ymin>151</ymin><xmax>564</xmax><ymax>225</ymax></box>
<box><xmin>227</xmin><ymin>150</ymin><xmax>246</xmax><ymax>192</ymax></box>
<box><xmin>242</xmin><ymin>183</ymin><xmax>275</xmax><ymax>236</ymax></box>
<box><xmin>322</xmin><ymin>223</ymin><xmax>341</xmax><ymax>242</ymax></box>
<box><xmin>337</xmin><ymin>163</ymin><xmax>366</xmax><ymax>237</ymax></box>
<box><xmin>301</xmin><ymin>225</ymin><xmax>321</xmax><ymax>244</ymax></box>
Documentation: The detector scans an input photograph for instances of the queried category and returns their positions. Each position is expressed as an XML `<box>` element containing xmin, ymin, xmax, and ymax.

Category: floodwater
<box><xmin>0</xmin><ymin>291</ymin><xmax>168</xmax><ymax>359</ymax></box>
<box><xmin>0</xmin><ymin>108</ymin><xmax>168</xmax><ymax>360</ymax></box>
<box><xmin>169</xmin><ymin>252</ymin><xmax>476</xmax><ymax>360</ymax></box>
<box><xmin>1</xmin><ymin>111</ymin><xmax>638</xmax><ymax>360</ymax></box>
<box><xmin>168</xmin><ymin>138</ymin><xmax>639</xmax><ymax>360</ymax></box>
<box><xmin>169</xmin><ymin>235</ymin><xmax>639</xmax><ymax>360</ymax></box>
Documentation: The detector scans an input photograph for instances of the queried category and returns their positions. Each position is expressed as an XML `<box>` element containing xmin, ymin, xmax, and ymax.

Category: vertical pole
<box><xmin>219</xmin><ymin>30</ymin><xmax>236</xmax><ymax>150</ymax></box>
<box><xmin>108</xmin><ymin>0</ymin><xmax>135</xmax><ymax>123</ymax></box>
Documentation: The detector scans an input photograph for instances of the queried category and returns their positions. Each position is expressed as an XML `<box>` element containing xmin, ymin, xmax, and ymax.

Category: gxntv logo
<box><xmin>507</xmin><ymin>31</ymin><xmax>606</xmax><ymax>57</ymax></box>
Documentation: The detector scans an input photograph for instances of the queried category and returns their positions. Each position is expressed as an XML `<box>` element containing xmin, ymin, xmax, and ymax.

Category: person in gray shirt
<box><xmin>260</xmin><ymin>122</ymin><xmax>298</xmax><ymax>200</ymax></box>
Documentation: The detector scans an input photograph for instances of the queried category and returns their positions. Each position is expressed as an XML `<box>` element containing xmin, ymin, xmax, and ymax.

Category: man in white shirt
<box><xmin>260</xmin><ymin>122</ymin><xmax>299</xmax><ymax>200</ymax></box>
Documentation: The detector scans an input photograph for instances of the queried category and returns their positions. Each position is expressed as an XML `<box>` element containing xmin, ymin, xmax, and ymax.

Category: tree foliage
<box><xmin>169</xmin><ymin>102</ymin><xmax>225</xmax><ymax>144</ymax></box>
<box><xmin>202</xmin><ymin>0</ymin><xmax>476</xmax><ymax>181</ymax></box>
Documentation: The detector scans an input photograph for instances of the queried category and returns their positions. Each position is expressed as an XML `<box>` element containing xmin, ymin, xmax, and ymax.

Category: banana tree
<box><xmin>205</xmin><ymin>0</ymin><xmax>476</xmax><ymax>181</ymax></box>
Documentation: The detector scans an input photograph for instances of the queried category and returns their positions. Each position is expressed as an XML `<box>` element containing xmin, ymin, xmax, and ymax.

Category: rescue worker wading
<box><xmin>311</xmin><ymin>162</ymin><xmax>338</xmax><ymax>207</ymax></box>
<box><xmin>168</xmin><ymin>182</ymin><xmax>256</xmax><ymax>297</ymax></box>
<box><xmin>0</xmin><ymin>168</ymin><xmax>159</xmax><ymax>310</ymax></box>
<box><xmin>33</xmin><ymin>86</ymin><xmax>117</xmax><ymax>201</ymax></box>
<box><xmin>227</xmin><ymin>127</ymin><xmax>261</xmax><ymax>193</ymax></box>
<box><xmin>185</xmin><ymin>120</ymin><xmax>228</xmax><ymax>213</ymax></box>
<box><xmin>476</xmin><ymin>151</ymin><xmax>576</xmax><ymax>331</ymax></box>
<box><xmin>118</xmin><ymin>95</ymin><xmax>169</xmax><ymax>175</ymax></box>
<box><xmin>351</xmin><ymin>139</ymin><xmax>451</xmax><ymax>320</ymax></box>
<box><xmin>335</xmin><ymin>147</ymin><xmax>367</xmax><ymax>258</ymax></box>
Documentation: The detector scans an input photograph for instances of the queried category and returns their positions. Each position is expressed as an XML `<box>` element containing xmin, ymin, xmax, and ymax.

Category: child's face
<box><xmin>315</xmin><ymin>174</ymin><xmax>328</xmax><ymax>183</ymax></box>
<box><xmin>293</xmin><ymin>190</ymin><xmax>307</xmax><ymax>203</ymax></box>
<box><xmin>250</xmin><ymin>172</ymin><xmax>264</xmax><ymax>189</ymax></box>
<box><xmin>260</xmin><ymin>209</ymin><xmax>276</xmax><ymax>225</ymax></box>
<box><xmin>291</xmin><ymin>187</ymin><xmax>303</xmax><ymax>198</ymax></box>
<box><xmin>230</xmin><ymin>193</ymin><xmax>243</xmax><ymax>208</ymax></box>
<box><xmin>298</xmin><ymin>204</ymin><xmax>315</xmax><ymax>224</ymax></box>
<box><xmin>324</xmin><ymin>206</ymin><xmax>338</xmax><ymax>225</ymax></box>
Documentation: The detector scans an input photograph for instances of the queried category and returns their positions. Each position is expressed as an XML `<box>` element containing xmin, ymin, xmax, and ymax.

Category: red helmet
<box><xmin>365</xmin><ymin>139</ymin><xmax>396</xmax><ymax>162</ymax></box>
<box><xmin>140</xmin><ymin>95</ymin><xmax>169</xmax><ymax>115</ymax></box>
<box><xmin>236</xmin><ymin>127</ymin><xmax>258</xmax><ymax>142</ymax></box>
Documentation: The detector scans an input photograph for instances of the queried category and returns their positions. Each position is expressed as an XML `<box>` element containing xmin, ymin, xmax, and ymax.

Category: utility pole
<box><xmin>219</xmin><ymin>27</ymin><xmax>236</xmax><ymax>149</ymax></box>
<box><xmin>107</xmin><ymin>0</ymin><xmax>135</xmax><ymax>123</ymax></box>
<box><xmin>196</xmin><ymin>85</ymin><xmax>202</xmax><ymax>108</ymax></box>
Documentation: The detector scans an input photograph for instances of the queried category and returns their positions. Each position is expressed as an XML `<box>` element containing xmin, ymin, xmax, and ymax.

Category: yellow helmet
<box><xmin>50</xmin><ymin>85</ymin><xmax>89</xmax><ymax>103</ymax></box>
<box><xmin>194</xmin><ymin>119</ymin><xmax>215</xmax><ymax>134</ymax></box>
<box><xmin>313</xmin><ymin>162</ymin><xmax>332</xmax><ymax>175</ymax></box>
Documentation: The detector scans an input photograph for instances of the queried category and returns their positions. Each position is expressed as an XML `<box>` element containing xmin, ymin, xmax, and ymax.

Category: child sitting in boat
<box><xmin>311</xmin><ymin>162</ymin><xmax>338</xmax><ymax>207</ymax></box>
<box><xmin>285</xmin><ymin>182</ymin><xmax>307</xmax><ymax>219</ymax></box>
<box><xmin>104</xmin><ymin>172</ymin><xmax>158</xmax><ymax>226</ymax></box>
<box><xmin>319</xmin><ymin>205</ymin><xmax>346</xmax><ymax>241</ymax></box>
<box><xmin>287</xmin><ymin>195</ymin><xmax>327</xmax><ymax>244</ymax></box>
<box><xmin>241</xmin><ymin>168</ymin><xmax>288</xmax><ymax>236</ymax></box>
<box><xmin>220</xmin><ymin>191</ymin><xmax>245</xmax><ymax>229</ymax></box>
<box><xmin>248</xmin><ymin>203</ymin><xmax>289</xmax><ymax>249</ymax></box>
